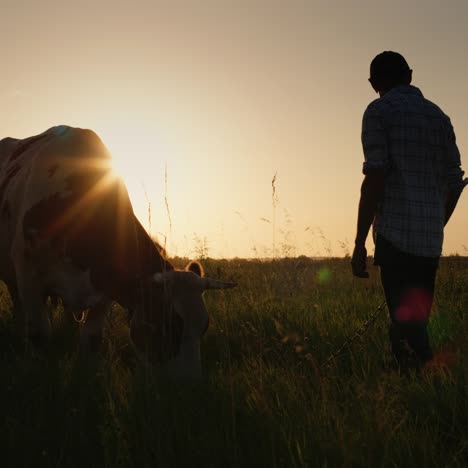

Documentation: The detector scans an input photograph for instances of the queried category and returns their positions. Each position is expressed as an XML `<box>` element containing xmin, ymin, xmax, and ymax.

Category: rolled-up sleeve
<box><xmin>446</xmin><ymin>119</ymin><xmax>466</xmax><ymax>194</ymax></box>
<box><xmin>361</xmin><ymin>104</ymin><xmax>389</xmax><ymax>174</ymax></box>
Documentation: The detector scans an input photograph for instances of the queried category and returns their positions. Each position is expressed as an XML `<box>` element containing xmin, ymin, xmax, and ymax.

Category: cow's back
<box><xmin>0</xmin><ymin>127</ymin><xmax>126</xmax><ymax>291</ymax></box>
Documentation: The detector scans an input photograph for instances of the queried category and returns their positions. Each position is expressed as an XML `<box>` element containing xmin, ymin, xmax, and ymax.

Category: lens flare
<box><xmin>394</xmin><ymin>288</ymin><xmax>433</xmax><ymax>322</ymax></box>
<box><xmin>317</xmin><ymin>267</ymin><xmax>332</xmax><ymax>284</ymax></box>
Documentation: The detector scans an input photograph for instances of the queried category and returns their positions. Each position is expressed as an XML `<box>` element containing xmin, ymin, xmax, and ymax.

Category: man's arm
<box><xmin>444</xmin><ymin>189</ymin><xmax>462</xmax><ymax>226</ymax></box>
<box><xmin>444</xmin><ymin>119</ymin><xmax>466</xmax><ymax>226</ymax></box>
<box><xmin>351</xmin><ymin>170</ymin><xmax>386</xmax><ymax>278</ymax></box>
<box><xmin>354</xmin><ymin>102</ymin><xmax>388</xmax><ymax>277</ymax></box>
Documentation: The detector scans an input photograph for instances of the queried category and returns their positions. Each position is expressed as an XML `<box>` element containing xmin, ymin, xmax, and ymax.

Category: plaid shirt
<box><xmin>362</xmin><ymin>85</ymin><xmax>466</xmax><ymax>257</ymax></box>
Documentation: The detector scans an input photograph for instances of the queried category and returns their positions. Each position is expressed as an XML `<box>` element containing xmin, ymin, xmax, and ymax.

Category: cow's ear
<box><xmin>186</xmin><ymin>261</ymin><xmax>204</xmax><ymax>277</ymax></box>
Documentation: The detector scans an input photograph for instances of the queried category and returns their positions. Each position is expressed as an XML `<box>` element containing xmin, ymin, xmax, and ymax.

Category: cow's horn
<box><xmin>202</xmin><ymin>277</ymin><xmax>238</xmax><ymax>290</ymax></box>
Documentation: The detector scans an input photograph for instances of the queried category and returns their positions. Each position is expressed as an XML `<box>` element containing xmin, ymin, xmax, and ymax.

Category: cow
<box><xmin>0</xmin><ymin>125</ymin><xmax>236</xmax><ymax>377</ymax></box>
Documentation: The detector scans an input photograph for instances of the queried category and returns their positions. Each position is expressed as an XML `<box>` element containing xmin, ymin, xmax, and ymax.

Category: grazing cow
<box><xmin>0</xmin><ymin>125</ymin><xmax>236</xmax><ymax>376</ymax></box>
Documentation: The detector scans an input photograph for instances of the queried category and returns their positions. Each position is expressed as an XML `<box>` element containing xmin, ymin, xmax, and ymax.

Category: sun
<box><xmin>93</xmin><ymin>121</ymin><xmax>174</xmax><ymax>234</ymax></box>
<box><xmin>97</xmin><ymin>123</ymin><xmax>157</xmax><ymax>188</ymax></box>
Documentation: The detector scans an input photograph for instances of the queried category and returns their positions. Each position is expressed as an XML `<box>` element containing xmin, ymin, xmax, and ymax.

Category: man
<box><xmin>352</xmin><ymin>51</ymin><xmax>466</xmax><ymax>371</ymax></box>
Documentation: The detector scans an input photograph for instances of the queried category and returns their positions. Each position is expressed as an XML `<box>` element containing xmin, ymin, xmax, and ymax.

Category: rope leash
<box><xmin>319</xmin><ymin>300</ymin><xmax>387</xmax><ymax>369</ymax></box>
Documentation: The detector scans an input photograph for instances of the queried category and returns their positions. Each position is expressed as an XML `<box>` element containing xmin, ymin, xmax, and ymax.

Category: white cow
<box><xmin>0</xmin><ymin>125</ymin><xmax>236</xmax><ymax>377</ymax></box>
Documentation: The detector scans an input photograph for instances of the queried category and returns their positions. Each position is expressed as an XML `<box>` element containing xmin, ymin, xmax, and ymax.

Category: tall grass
<box><xmin>0</xmin><ymin>256</ymin><xmax>467</xmax><ymax>467</ymax></box>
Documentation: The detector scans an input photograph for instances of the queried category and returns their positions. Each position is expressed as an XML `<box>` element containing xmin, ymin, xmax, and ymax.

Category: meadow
<box><xmin>0</xmin><ymin>256</ymin><xmax>467</xmax><ymax>468</ymax></box>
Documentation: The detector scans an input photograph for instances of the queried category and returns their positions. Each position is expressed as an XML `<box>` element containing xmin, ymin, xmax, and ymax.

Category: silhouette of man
<box><xmin>352</xmin><ymin>51</ymin><xmax>466</xmax><ymax>371</ymax></box>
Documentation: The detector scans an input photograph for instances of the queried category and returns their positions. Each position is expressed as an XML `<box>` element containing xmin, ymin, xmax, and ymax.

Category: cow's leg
<box><xmin>7</xmin><ymin>282</ymin><xmax>26</xmax><ymax>335</ymax></box>
<box><xmin>17</xmin><ymin>284</ymin><xmax>51</xmax><ymax>346</ymax></box>
<box><xmin>79</xmin><ymin>300</ymin><xmax>110</xmax><ymax>353</ymax></box>
<box><xmin>11</xmin><ymin>243</ymin><xmax>51</xmax><ymax>345</ymax></box>
<box><xmin>0</xmin><ymin>281</ymin><xmax>37</xmax><ymax>347</ymax></box>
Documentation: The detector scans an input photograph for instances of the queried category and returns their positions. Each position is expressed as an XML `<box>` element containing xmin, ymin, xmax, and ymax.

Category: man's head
<box><xmin>369</xmin><ymin>51</ymin><xmax>412</xmax><ymax>96</ymax></box>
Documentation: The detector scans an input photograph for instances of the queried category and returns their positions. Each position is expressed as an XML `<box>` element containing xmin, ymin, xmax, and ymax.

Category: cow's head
<box><xmin>129</xmin><ymin>261</ymin><xmax>236</xmax><ymax>378</ymax></box>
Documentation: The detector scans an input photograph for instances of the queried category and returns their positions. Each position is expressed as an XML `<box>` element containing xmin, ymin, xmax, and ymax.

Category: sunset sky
<box><xmin>2</xmin><ymin>0</ymin><xmax>467</xmax><ymax>258</ymax></box>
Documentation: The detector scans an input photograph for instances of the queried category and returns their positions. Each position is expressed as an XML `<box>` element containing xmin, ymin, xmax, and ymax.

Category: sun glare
<box><xmin>94</xmin><ymin>121</ymin><xmax>175</xmax><ymax>236</ymax></box>
<box><xmin>97</xmin><ymin>123</ymin><xmax>159</xmax><ymax>193</ymax></box>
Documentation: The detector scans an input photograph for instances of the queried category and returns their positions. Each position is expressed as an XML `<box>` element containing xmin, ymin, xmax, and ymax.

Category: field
<box><xmin>0</xmin><ymin>256</ymin><xmax>467</xmax><ymax>467</ymax></box>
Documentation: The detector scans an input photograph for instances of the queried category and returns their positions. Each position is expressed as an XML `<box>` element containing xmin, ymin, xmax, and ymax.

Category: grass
<box><xmin>0</xmin><ymin>256</ymin><xmax>467</xmax><ymax>467</ymax></box>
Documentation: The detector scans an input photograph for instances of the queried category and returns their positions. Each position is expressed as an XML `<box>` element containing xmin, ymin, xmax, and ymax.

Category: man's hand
<box><xmin>351</xmin><ymin>244</ymin><xmax>369</xmax><ymax>278</ymax></box>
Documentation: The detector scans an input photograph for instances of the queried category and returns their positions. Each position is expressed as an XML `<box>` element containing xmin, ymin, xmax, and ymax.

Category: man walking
<box><xmin>352</xmin><ymin>51</ymin><xmax>466</xmax><ymax>371</ymax></box>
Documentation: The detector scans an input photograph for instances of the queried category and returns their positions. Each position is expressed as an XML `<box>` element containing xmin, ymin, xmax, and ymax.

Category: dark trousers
<box><xmin>374</xmin><ymin>236</ymin><xmax>439</xmax><ymax>368</ymax></box>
